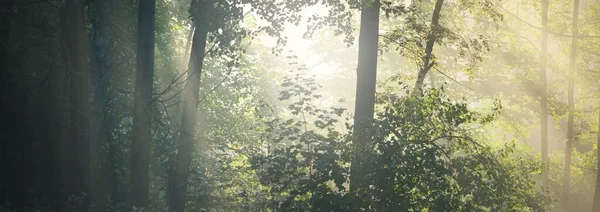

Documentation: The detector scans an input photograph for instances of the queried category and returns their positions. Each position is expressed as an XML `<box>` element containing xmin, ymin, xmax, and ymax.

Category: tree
<box><xmin>413</xmin><ymin>0</ymin><xmax>444</xmax><ymax>91</ymax></box>
<box><xmin>0</xmin><ymin>0</ymin><xmax>13</xmax><ymax>69</ymax></box>
<box><xmin>350</xmin><ymin>0</ymin><xmax>380</xmax><ymax>193</ymax></box>
<box><xmin>167</xmin><ymin>18</ymin><xmax>209</xmax><ymax>212</ymax></box>
<box><xmin>130</xmin><ymin>0</ymin><xmax>156</xmax><ymax>208</ymax></box>
<box><xmin>594</xmin><ymin>105</ymin><xmax>600</xmax><ymax>211</ymax></box>
<box><xmin>89</xmin><ymin>0</ymin><xmax>121</xmax><ymax>207</ymax></box>
<box><xmin>539</xmin><ymin>0</ymin><xmax>549</xmax><ymax>187</ymax></box>
<box><xmin>165</xmin><ymin>0</ymin><xmax>345</xmax><ymax>209</ymax></box>
<box><xmin>562</xmin><ymin>0</ymin><xmax>579</xmax><ymax>209</ymax></box>
<box><xmin>60</xmin><ymin>0</ymin><xmax>92</xmax><ymax>209</ymax></box>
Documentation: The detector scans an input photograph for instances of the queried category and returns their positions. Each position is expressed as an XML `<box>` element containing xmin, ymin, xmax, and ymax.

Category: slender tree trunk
<box><xmin>50</xmin><ymin>30</ymin><xmax>68</xmax><ymax>211</ymax></box>
<box><xmin>0</xmin><ymin>1</ymin><xmax>18</xmax><ymax>209</ymax></box>
<box><xmin>167</xmin><ymin>26</ymin><xmax>208</xmax><ymax>212</ymax></box>
<box><xmin>63</xmin><ymin>0</ymin><xmax>92</xmax><ymax>210</ymax></box>
<box><xmin>414</xmin><ymin>0</ymin><xmax>444</xmax><ymax>91</ymax></box>
<box><xmin>89</xmin><ymin>0</ymin><xmax>117</xmax><ymax>208</ymax></box>
<box><xmin>130</xmin><ymin>0</ymin><xmax>156</xmax><ymax>209</ymax></box>
<box><xmin>562</xmin><ymin>0</ymin><xmax>579</xmax><ymax>210</ymax></box>
<box><xmin>350</xmin><ymin>0</ymin><xmax>380</xmax><ymax>193</ymax></box>
<box><xmin>539</xmin><ymin>0</ymin><xmax>549</xmax><ymax>187</ymax></box>
<box><xmin>58</xmin><ymin>7</ymin><xmax>71</xmax><ymax>210</ymax></box>
<box><xmin>593</xmin><ymin>104</ymin><xmax>600</xmax><ymax>211</ymax></box>
<box><xmin>0</xmin><ymin>0</ymin><xmax>13</xmax><ymax>68</ymax></box>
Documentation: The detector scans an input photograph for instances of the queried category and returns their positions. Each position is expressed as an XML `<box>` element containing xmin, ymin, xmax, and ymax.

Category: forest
<box><xmin>1</xmin><ymin>0</ymin><xmax>600</xmax><ymax>211</ymax></box>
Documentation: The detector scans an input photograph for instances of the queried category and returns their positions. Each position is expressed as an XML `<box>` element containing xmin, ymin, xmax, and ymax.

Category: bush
<box><xmin>249</xmin><ymin>77</ymin><xmax>549</xmax><ymax>211</ymax></box>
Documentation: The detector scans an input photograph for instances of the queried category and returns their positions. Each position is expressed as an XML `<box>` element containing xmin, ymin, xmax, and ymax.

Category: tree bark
<box><xmin>167</xmin><ymin>26</ymin><xmax>208</xmax><ymax>212</ymax></box>
<box><xmin>0</xmin><ymin>0</ymin><xmax>13</xmax><ymax>66</ymax></box>
<box><xmin>350</xmin><ymin>0</ymin><xmax>380</xmax><ymax>193</ymax></box>
<box><xmin>593</xmin><ymin>105</ymin><xmax>600</xmax><ymax>211</ymax></box>
<box><xmin>63</xmin><ymin>0</ymin><xmax>92</xmax><ymax>210</ymax></box>
<box><xmin>562</xmin><ymin>0</ymin><xmax>578</xmax><ymax>210</ymax></box>
<box><xmin>130</xmin><ymin>0</ymin><xmax>156</xmax><ymax>209</ymax></box>
<box><xmin>414</xmin><ymin>0</ymin><xmax>444</xmax><ymax>91</ymax></box>
<box><xmin>89</xmin><ymin>0</ymin><xmax>121</xmax><ymax>207</ymax></box>
<box><xmin>539</xmin><ymin>0</ymin><xmax>549</xmax><ymax>188</ymax></box>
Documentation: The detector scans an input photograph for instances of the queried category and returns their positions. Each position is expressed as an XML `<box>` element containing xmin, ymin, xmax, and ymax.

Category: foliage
<box><xmin>380</xmin><ymin>0</ymin><xmax>501</xmax><ymax>81</ymax></box>
<box><xmin>2</xmin><ymin>0</ymin><xmax>599</xmax><ymax>210</ymax></box>
<box><xmin>249</xmin><ymin>76</ymin><xmax>549</xmax><ymax>211</ymax></box>
<box><xmin>250</xmin><ymin>74</ymin><xmax>353</xmax><ymax>211</ymax></box>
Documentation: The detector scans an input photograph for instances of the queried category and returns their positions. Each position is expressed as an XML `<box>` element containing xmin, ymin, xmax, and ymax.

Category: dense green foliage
<box><xmin>247</xmin><ymin>78</ymin><xmax>549</xmax><ymax>211</ymax></box>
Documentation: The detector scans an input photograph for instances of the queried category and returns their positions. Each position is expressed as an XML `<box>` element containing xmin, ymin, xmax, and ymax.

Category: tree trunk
<box><xmin>89</xmin><ymin>0</ymin><xmax>119</xmax><ymax>208</ymax></box>
<box><xmin>63</xmin><ymin>0</ymin><xmax>92</xmax><ymax>210</ymax></box>
<box><xmin>0</xmin><ymin>0</ymin><xmax>13</xmax><ymax>68</ymax></box>
<box><xmin>58</xmin><ymin>6</ymin><xmax>71</xmax><ymax>210</ymax></box>
<box><xmin>130</xmin><ymin>0</ymin><xmax>156</xmax><ymax>209</ymax></box>
<box><xmin>167</xmin><ymin>26</ymin><xmax>208</xmax><ymax>212</ymax></box>
<box><xmin>414</xmin><ymin>0</ymin><xmax>444</xmax><ymax>91</ymax></box>
<box><xmin>539</xmin><ymin>0</ymin><xmax>549</xmax><ymax>188</ymax></box>
<box><xmin>593</xmin><ymin>104</ymin><xmax>600</xmax><ymax>211</ymax></box>
<box><xmin>350</xmin><ymin>0</ymin><xmax>380</xmax><ymax>193</ymax></box>
<box><xmin>562</xmin><ymin>0</ymin><xmax>578</xmax><ymax>210</ymax></box>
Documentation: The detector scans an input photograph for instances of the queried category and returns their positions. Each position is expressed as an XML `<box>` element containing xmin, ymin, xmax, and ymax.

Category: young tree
<box><xmin>539</xmin><ymin>0</ymin><xmax>549</xmax><ymax>187</ymax></box>
<box><xmin>413</xmin><ymin>0</ymin><xmax>444</xmax><ymax>91</ymax></box>
<box><xmin>562</xmin><ymin>0</ymin><xmax>579</xmax><ymax>208</ymax></box>
<box><xmin>350</xmin><ymin>0</ymin><xmax>380</xmax><ymax>193</ymax></box>
<box><xmin>594</xmin><ymin>106</ymin><xmax>600</xmax><ymax>211</ymax></box>
<box><xmin>130</xmin><ymin>0</ymin><xmax>156</xmax><ymax>209</ymax></box>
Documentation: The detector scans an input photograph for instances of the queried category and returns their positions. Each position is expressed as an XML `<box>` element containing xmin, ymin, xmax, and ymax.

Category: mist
<box><xmin>1</xmin><ymin>0</ymin><xmax>599</xmax><ymax>211</ymax></box>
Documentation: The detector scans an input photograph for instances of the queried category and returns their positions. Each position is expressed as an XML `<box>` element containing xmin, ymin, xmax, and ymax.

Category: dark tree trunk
<box><xmin>89</xmin><ymin>0</ymin><xmax>120</xmax><ymax>208</ymax></box>
<box><xmin>350</xmin><ymin>0</ymin><xmax>380</xmax><ymax>193</ymax></box>
<box><xmin>539</xmin><ymin>0</ymin><xmax>549</xmax><ymax>187</ymax></box>
<box><xmin>562</xmin><ymin>0</ymin><xmax>578</xmax><ymax>209</ymax></box>
<box><xmin>62</xmin><ymin>0</ymin><xmax>92</xmax><ymax>210</ymax></box>
<box><xmin>167</xmin><ymin>26</ymin><xmax>208</xmax><ymax>212</ymax></box>
<box><xmin>58</xmin><ymin>6</ymin><xmax>71</xmax><ymax>209</ymax></box>
<box><xmin>414</xmin><ymin>0</ymin><xmax>444</xmax><ymax>91</ymax></box>
<box><xmin>130</xmin><ymin>0</ymin><xmax>156</xmax><ymax>209</ymax></box>
<box><xmin>593</xmin><ymin>105</ymin><xmax>600</xmax><ymax>211</ymax></box>
<box><xmin>0</xmin><ymin>2</ymin><xmax>19</xmax><ymax>208</ymax></box>
<box><xmin>0</xmin><ymin>0</ymin><xmax>13</xmax><ymax>66</ymax></box>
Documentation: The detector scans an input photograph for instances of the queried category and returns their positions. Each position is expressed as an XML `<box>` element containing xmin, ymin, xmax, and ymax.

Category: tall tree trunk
<box><xmin>539</xmin><ymin>0</ymin><xmax>549</xmax><ymax>188</ymax></box>
<box><xmin>58</xmin><ymin>6</ymin><xmax>71</xmax><ymax>209</ymax></box>
<box><xmin>130</xmin><ymin>0</ymin><xmax>156</xmax><ymax>209</ymax></box>
<box><xmin>562</xmin><ymin>0</ymin><xmax>579</xmax><ymax>209</ymax></box>
<box><xmin>89</xmin><ymin>0</ymin><xmax>120</xmax><ymax>208</ymax></box>
<box><xmin>167</xmin><ymin>26</ymin><xmax>208</xmax><ymax>212</ymax></box>
<box><xmin>350</xmin><ymin>0</ymin><xmax>380</xmax><ymax>193</ymax></box>
<box><xmin>414</xmin><ymin>0</ymin><xmax>444</xmax><ymax>91</ymax></box>
<box><xmin>63</xmin><ymin>0</ymin><xmax>92</xmax><ymax>210</ymax></box>
<box><xmin>593</xmin><ymin>104</ymin><xmax>600</xmax><ymax>211</ymax></box>
<box><xmin>0</xmin><ymin>0</ymin><xmax>13</xmax><ymax>69</ymax></box>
